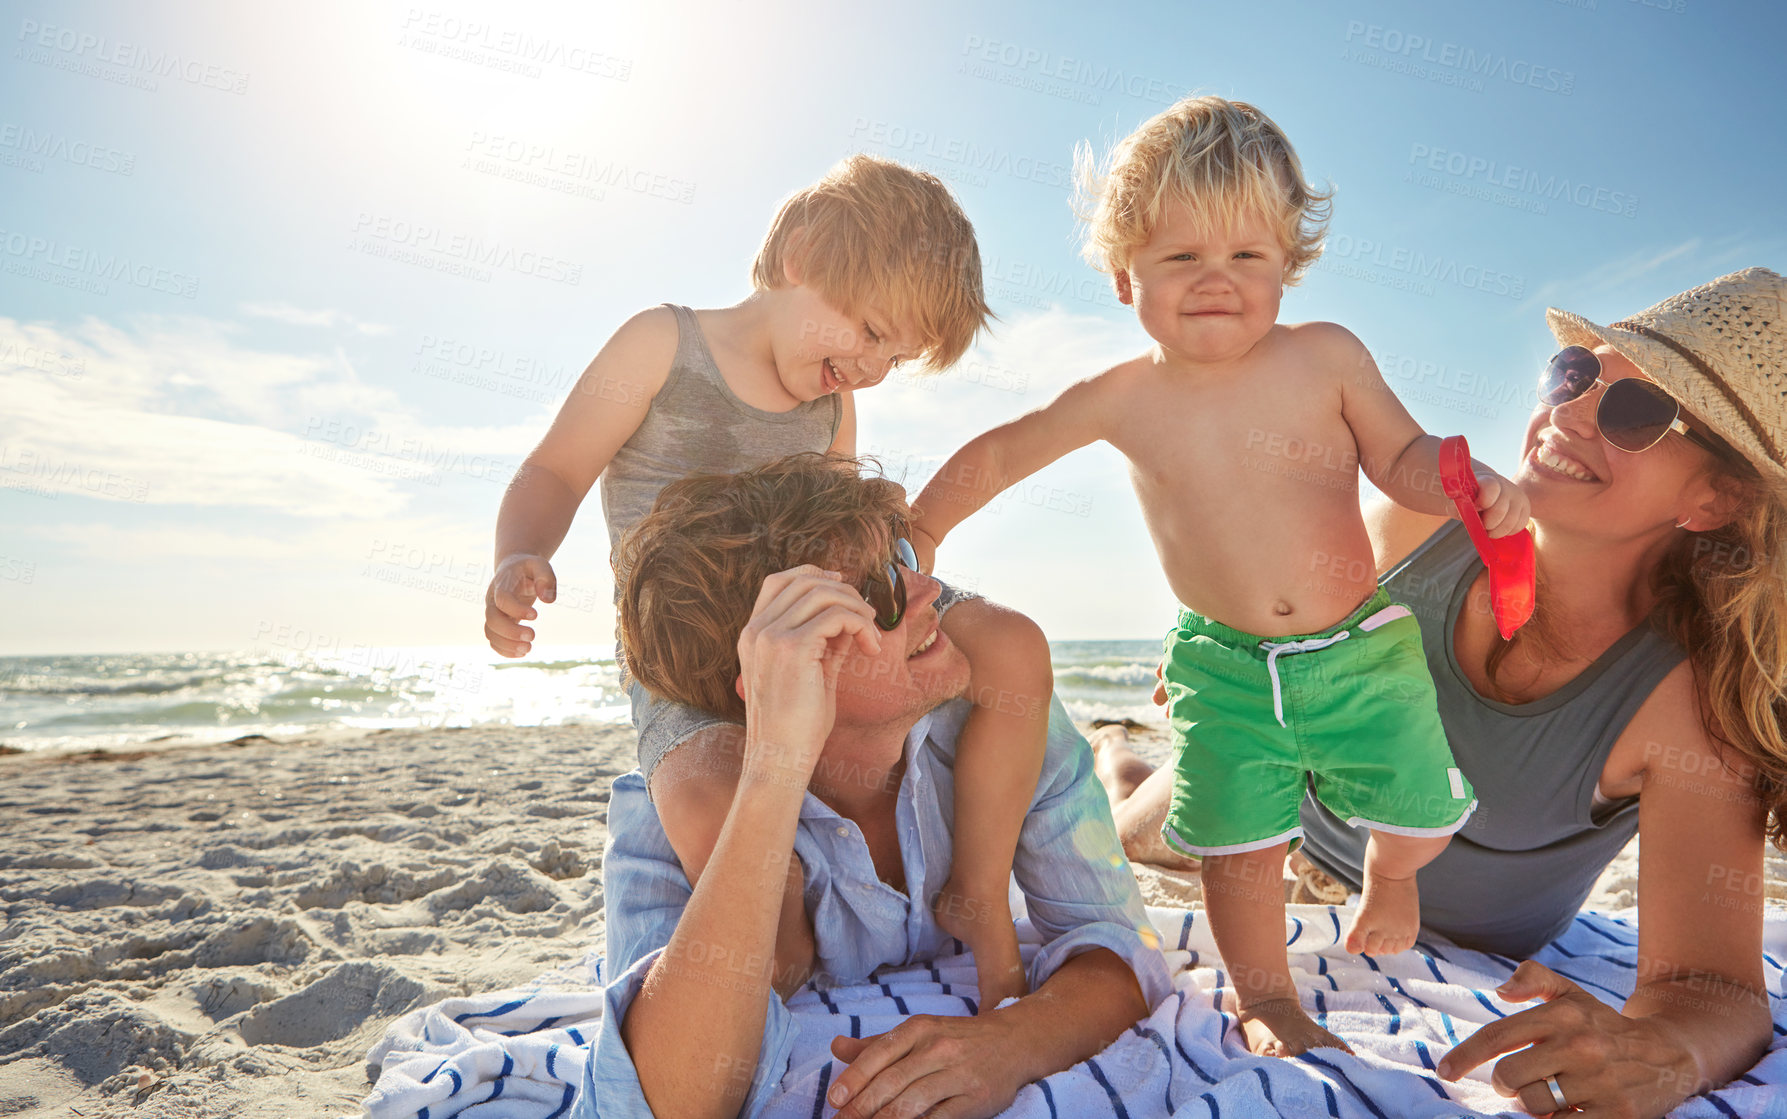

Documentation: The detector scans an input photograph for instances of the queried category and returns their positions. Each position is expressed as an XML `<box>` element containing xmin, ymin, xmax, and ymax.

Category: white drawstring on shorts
<box><xmin>1259</xmin><ymin>631</ymin><xmax>1352</xmax><ymax>727</ymax></box>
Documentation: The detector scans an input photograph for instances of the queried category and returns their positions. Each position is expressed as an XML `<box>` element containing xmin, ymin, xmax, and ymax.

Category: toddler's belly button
<box><xmin>1272</xmin><ymin>600</ymin><xmax>1293</xmax><ymax>616</ymax></box>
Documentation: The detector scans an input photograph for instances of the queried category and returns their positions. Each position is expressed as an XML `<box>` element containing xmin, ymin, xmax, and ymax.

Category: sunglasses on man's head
<box><xmin>860</xmin><ymin>537</ymin><xmax>919</xmax><ymax>631</ymax></box>
<box><xmin>1539</xmin><ymin>346</ymin><xmax>1727</xmax><ymax>456</ymax></box>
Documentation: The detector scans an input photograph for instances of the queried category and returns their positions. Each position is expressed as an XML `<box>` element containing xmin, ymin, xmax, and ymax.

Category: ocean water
<box><xmin>0</xmin><ymin>640</ymin><xmax>1163</xmax><ymax>754</ymax></box>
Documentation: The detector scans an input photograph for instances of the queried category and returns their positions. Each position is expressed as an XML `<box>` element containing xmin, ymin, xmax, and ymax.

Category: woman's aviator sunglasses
<box><xmin>1539</xmin><ymin>346</ymin><xmax>1727</xmax><ymax>456</ymax></box>
<box><xmin>860</xmin><ymin>537</ymin><xmax>919</xmax><ymax>631</ymax></box>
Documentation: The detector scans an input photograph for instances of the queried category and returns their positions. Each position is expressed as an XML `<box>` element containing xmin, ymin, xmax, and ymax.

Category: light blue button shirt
<box><xmin>577</xmin><ymin>696</ymin><xmax>1173</xmax><ymax>1118</ymax></box>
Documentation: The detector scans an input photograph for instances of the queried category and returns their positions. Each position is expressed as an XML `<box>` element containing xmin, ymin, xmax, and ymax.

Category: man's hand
<box><xmin>1473</xmin><ymin>470</ymin><xmax>1531</xmax><ymax>539</ymax></box>
<box><xmin>485</xmin><ymin>554</ymin><xmax>557</xmax><ymax>657</ymax></box>
<box><xmin>734</xmin><ymin>565</ymin><xmax>883</xmax><ymax>788</ymax></box>
<box><xmin>826</xmin><ymin>1015</ymin><xmax>1024</xmax><ymax>1119</ymax></box>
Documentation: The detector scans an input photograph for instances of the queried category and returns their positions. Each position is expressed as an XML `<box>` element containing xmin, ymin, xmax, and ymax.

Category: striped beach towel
<box><xmin>363</xmin><ymin>904</ymin><xmax>1787</xmax><ymax>1118</ymax></box>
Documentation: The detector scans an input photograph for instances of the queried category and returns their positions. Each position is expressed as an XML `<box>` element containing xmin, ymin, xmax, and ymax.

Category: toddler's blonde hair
<box><xmin>1077</xmin><ymin>95</ymin><xmax>1331</xmax><ymax>284</ymax></box>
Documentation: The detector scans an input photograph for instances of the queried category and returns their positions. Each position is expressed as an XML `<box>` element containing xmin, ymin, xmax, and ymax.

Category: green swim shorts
<box><xmin>1160</xmin><ymin>586</ymin><xmax>1476</xmax><ymax>858</ymax></box>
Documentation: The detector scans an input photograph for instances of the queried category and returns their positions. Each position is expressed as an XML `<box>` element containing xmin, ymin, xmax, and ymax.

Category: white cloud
<box><xmin>0</xmin><ymin>314</ymin><xmax>536</xmax><ymax>517</ymax></box>
<box><xmin>240</xmin><ymin>300</ymin><xmax>390</xmax><ymax>337</ymax></box>
<box><xmin>859</xmin><ymin>304</ymin><xmax>1142</xmax><ymax>489</ymax></box>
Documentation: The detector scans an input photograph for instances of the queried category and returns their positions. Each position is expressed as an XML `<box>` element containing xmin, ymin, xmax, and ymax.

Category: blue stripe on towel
<box><xmin>538</xmin><ymin>1015</ymin><xmax>559</xmax><ymax>1030</ymax></box>
<box><xmin>419</xmin><ymin>1061</ymin><xmax>444</xmax><ymax>1084</ymax></box>
<box><xmin>1538</xmin><ymin>958</ymin><xmax>1625</xmax><ymax>1001</ymax></box>
<box><xmin>1303</xmin><ymin>1054</ymin><xmax>1391</xmax><ymax>1119</ymax></box>
<box><xmin>878</xmin><ymin>981</ymin><xmax>909</xmax><ymax>1015</ymax></box>
<box><xmin>1409</xmin><ymin>1042</ymin><xmax>1449</xmax><ymax>1098</ymax></box>
<box><xmin>1329</xmin><ymin>911</ymin><xmax>1341</xmax><ymax>941</ymax></box>
<box><xmin>546</xmin><ymin>1043</ymin><xmax>558</xmax><ymax>1079</ymax></box>
<box><xmin>1038</xmin><ymin>1077</ymin><xmax>1059</xmax><ymax>1119</ymax></box>
<box><xmin>500</xmin><ymin>1053</ymin><xmax>513</xmax><ymax>1079</ymax></box>
<box><xmin>1705</xmin><ymin>1092</ymin><xmax>1739</xmax><ymax>1117</ymax></box>
<box><xmin>457</xmin><ymin>996</ymin><xmax>531</xmax><ymax>1023</ymax></box>
<box><xmin>849</xmin><ymin>1015</ymin><xmax>860</xmax><ymax>1038</ymax></box>
<box><xmin>1323</xmin><ymin>1082</ymin><xmax>1340</xmax><ymax>1117</ymax></box>
<box><xmin>816</xmin><ymin>985</ymin><xmax>840</xmax><ymax>1014</ymax></box>
<box><xmin>1175</xmin><ymin>1036</ymin><xmax>1217</xmax><ymax>1083</ymax></box>
<box><xmin>446</xmin><ymin>1068</ymin><xmax>462</xmax><ymax>1094</ymax></box>
<box><xmin>1249</xmin><ymin>1066</ymin><xmax>1274</xmax><ymax>1107</ymax></box>
<box><xmin>1574</xmin><ymin>913</ymin><xmax>1635</xmax><ymax>946</ymax></box>
<box><xmin>1374</xmin><ymin>993</ymin><xmax>1401</xmax><ymax>1034</ymax></box>
<box><xmin>1288</xmin><ymin>916</ymin><xmax>1303</xmax><ymax>946</ymax></box>
<box><xmin>1470</xmin><ymin>990</ymin><xmax>1507</xmax><ymax>1019</ymax></box>
<box><xmin>1421</xmin><ymin>955</ymin><xmax>1448</xmax><ymax>985</ymax></box>
<box><xmin>1436</xmin><ymin>1010</ymin><xmax>1460</xmax><ymax>1045</ymax></box>
<box><xmin>810</xmin><ymin>1064</ymin><xmax>832</xmax><ymax>1119</ymax></box>
<box><xmin>1133</xmin><ymin>1025</ymin><xmax>1175</xmax><ymax>1112</ymax></box>
<box><xmin>544</xmin><ymin>1084</ymin><xmax>575</xmax><ymax>1119</ymax></box>
<box><xmin>565</xmin><ymin>1027</ymin><xmax>585</xmax><ymax>1045</ymax></box>
<box><xmin>1180</xmin><ymin>911</ymin><xmax>1195</xmax><ymax>950</ymax></box>
<box><xmin>1085</xmin><ymin>1058</ymin><xmax>1129</xmax><ymax>1118</ymax></box>
<box><xmin>1312</xmin><ymin>988</ymin><xmax>1329</xmax><ymax>1028</ymax></box>
<box><xmin>1198</xmin><ymin>1092</ymin><xmax>1221</xmax><ymax>1119</ymax></box>
<box><xmin>488</xmin><ymin>1077</ymin><xmax>504</xmax><ymax>1101</ymax></box>
<box><xmin>1316</xmin><ymin>955</ymin><xmax>1339</xmax><ymax>991</ymax></box>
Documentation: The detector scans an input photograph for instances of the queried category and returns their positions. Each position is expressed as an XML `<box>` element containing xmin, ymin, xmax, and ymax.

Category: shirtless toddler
<box><xmin>912</xmin><ymin>96</ymin><xmax>1528</xmax><ymax>1056</ymax></box>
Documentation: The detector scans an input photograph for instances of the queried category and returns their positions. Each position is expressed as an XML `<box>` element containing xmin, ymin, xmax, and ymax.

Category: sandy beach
<box><xmin>2</xmin><ymin>721</ymin><xmax>1783</xmax><ymax>1117</ymax></box>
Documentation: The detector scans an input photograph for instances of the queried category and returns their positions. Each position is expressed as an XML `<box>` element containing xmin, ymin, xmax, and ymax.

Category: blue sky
<box><xmin>2</xmin><ymin>0</ymin><xmax>1782</xmax><ymax>654</ymax></box>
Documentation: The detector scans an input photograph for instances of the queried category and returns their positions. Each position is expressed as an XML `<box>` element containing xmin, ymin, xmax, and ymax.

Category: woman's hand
<box><xmin>734</xmin><ymin>565</ymin><xmax>883</xmax><ymax>787</ymax></box>
<box><xmin>1153</xmin><ymin>658</ymin><xmax>1167</xmax><ymax>707</ymax></box>
<box><xmin>484</xmin><ymin>553</ymin><xmax>557</xmax><ymax>656</ymax></box>
<box><xmin>827</xmin><ymin>1015</ymin><xmax>1025</xmax><ymax>1119</ymax></box>
<box><xmin>1437</xmin><ymin>961</ymin><xmax>1702</xmax><ymax>1118</ymax></box>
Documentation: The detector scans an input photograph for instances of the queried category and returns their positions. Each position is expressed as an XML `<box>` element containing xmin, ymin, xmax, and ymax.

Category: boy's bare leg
<box><xmin>1089</xmin><ymin>725</ymin><xmax>1202</xmax><ymax>871</ymax></box>
<box><xmin>1202</xmin><ymin>843</ymin><xmax>1353</xmax><ymax>1057</ymax></box>
<box><xmin>1345</xmin><ymin>831</ymin><xmax>1448</xmax><ymax>955</ymax></box>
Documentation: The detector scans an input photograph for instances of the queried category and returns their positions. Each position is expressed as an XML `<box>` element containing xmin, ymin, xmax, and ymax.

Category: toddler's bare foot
<box><xmin>1345</xmin><ymin>871</ymin><xmax>1421</xmax><ymax>955</ymax></box>
<box><xmin>1236</xmin><ymin>997</ymin><xmax>1353</xmax><ymax>1057</ymax></box>
<box><xmin>932</xmin><ymin>877</ymin><xmax>1027</xmax><ymax>1011</ymax></box>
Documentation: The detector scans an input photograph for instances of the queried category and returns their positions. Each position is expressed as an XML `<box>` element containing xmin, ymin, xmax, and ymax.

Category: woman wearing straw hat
<box><xmin>1094</xmin><ymin>266</ymin><xmax>1786</xmax><ymax>1117</ymax></box>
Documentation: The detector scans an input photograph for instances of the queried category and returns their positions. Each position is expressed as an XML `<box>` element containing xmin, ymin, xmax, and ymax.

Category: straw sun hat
<box><xmin>1547</xmin><ymin>266</ymin><xmax>1786</xmax><ymax>486</ymax></box>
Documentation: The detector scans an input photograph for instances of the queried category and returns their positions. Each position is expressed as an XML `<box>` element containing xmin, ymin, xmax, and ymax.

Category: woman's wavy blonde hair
<box><xmin>1075</xmin><ymin>95</ymin><xmax>1332</xmax><ymax>283</ymax></box>
<box><xmin>615</xmin><ymin>453</ymin><xmax>911</xmax><ymax>722</ymax></box>
<box><xmin>1489</xmin><ymin>456</ymin><xmax>1787</xmax><ymax>846</ymax></box>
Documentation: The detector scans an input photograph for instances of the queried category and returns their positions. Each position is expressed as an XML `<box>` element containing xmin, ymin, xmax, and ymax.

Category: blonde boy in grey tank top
<box><xmin>482</xmin><ymin>155</ymin><xmax>1058</xmax><ymax>1012</ymax></box>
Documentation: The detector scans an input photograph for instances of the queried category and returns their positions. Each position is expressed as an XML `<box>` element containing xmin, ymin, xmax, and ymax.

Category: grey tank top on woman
<box><xmin>599</xmin><ymin>304</ymin><xmax>842</xmax><ymax>552</ymax></box>
<box><xmin>1299</xmin><ymin>521</ymin><xmax>1686</xmax><ymax>959</ymax></box>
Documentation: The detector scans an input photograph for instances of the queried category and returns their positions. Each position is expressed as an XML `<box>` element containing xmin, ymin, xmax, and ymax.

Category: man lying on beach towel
<box><xmin>586</xmin><ymin>453</ymin><xmax>1172</xmax><ymax>1118</ymax></box>
<box><xmin>363</xmin><ymin>452</ymin><xmax>1787</xmax><ymax>1118</ymax></box>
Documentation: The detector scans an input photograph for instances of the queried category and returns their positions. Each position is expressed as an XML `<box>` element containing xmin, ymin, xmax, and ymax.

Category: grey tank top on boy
<box><xmin>599</xmin><ymin>304</ymin><xmax>842</xmax><ymax>552</ymax></box>
<box><xmin>1299</xmin><ymin>521</ymin><xmax>1686</xmax><ymax>959</ymax></box>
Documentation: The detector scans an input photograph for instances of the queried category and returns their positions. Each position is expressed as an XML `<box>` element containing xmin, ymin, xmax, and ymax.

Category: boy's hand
<box><xmin>485</xmin><ymin>554</ymin><xmax>557</xmax><ymax>657</ymax></box>
<box><xmin>1473</xmin><ymin>471</ymin><xmax>1532</xmax><ymax>538</ymax></box>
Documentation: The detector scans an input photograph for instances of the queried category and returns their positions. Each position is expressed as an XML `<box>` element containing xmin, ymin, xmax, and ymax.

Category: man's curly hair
<box><xmin>615</xmin><ymin>453</ymin><xmax>912</xmax><ymax>721</ymax></box>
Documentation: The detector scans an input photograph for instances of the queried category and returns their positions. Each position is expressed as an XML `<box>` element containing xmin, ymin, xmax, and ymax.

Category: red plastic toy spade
<box><xmin>1438</xmin><ymin>435</ymin><xmax>1535</xmax><ymax>639</ymax></box>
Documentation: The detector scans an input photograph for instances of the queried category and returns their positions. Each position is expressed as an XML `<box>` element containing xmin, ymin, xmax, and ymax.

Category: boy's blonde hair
<box><xmin>751</xmin><ymin>155</ymin><xmax>991</xmax><ymax>372</ymax></box>
<box><xmin>1076</xmin><ymin>95</ymin><xmax>1331</xmax><ymax>284</ymax></box>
